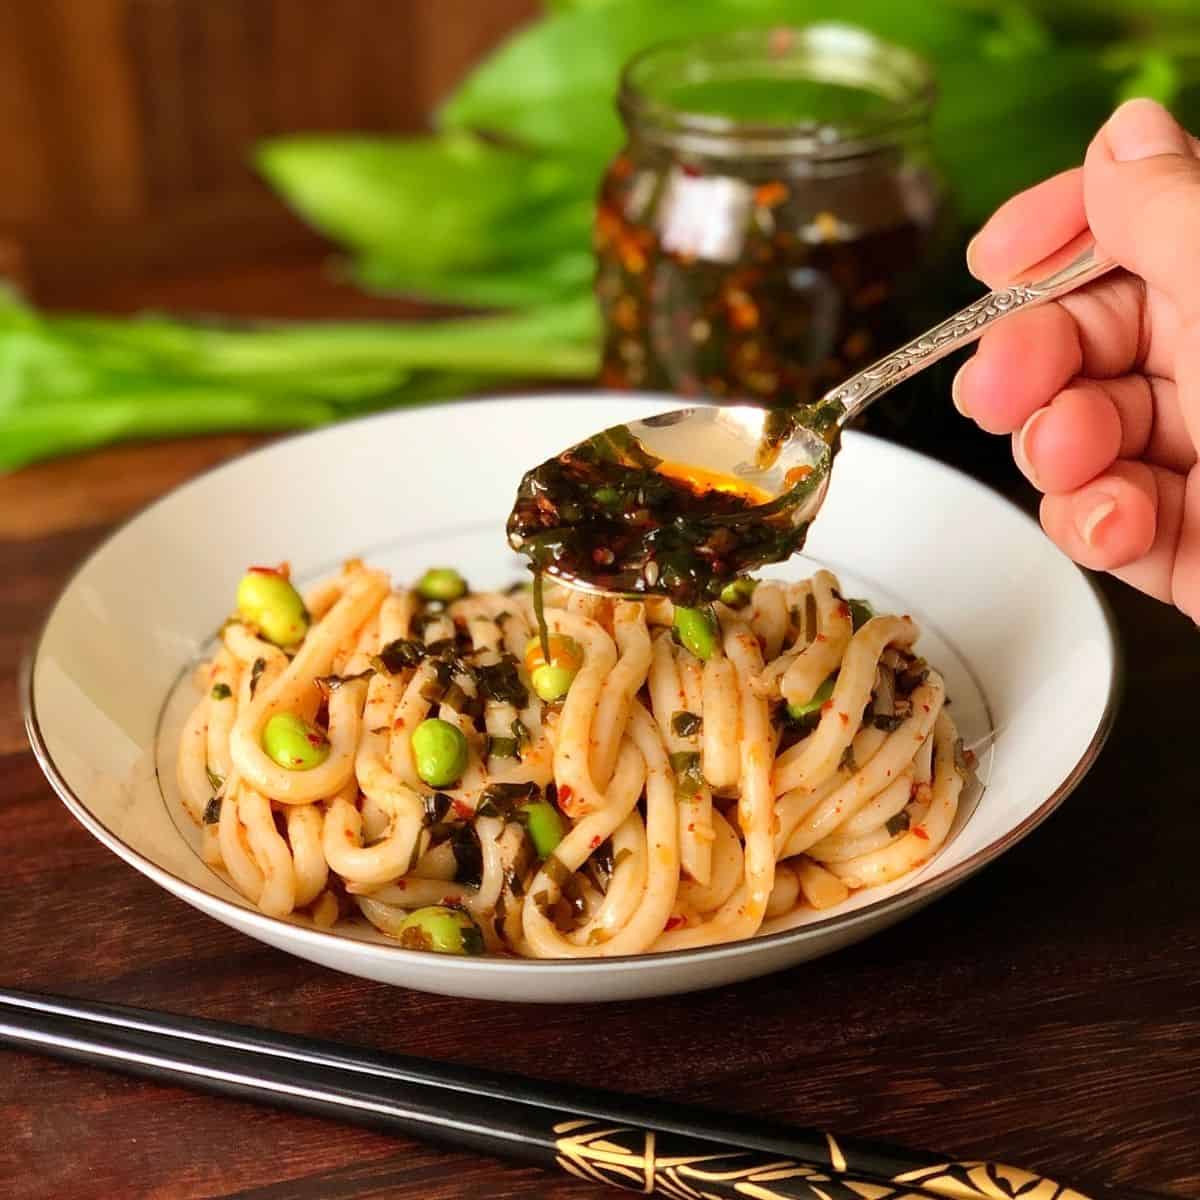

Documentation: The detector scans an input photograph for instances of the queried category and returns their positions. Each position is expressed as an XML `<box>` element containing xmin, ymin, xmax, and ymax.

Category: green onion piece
<box><xmin>523</xmin><ymin>800</ymin><xmax>566</xmax><ymax>859</ymax></box>
<box><xmin>487</xmin><ymin>735</ymin><xmax>520</xmax><ymax>759</ymax></box>
<box><xmin>718</xmin><ymin>578</ymin><xmax>756</xmax><ymax>608</ymax></box>
<box><xmin>786</xmin><ymin>673</ymin><xmax>837</xmax><ymax>721</ymax></box>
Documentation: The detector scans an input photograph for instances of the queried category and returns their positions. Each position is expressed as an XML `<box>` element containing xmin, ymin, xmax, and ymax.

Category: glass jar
<box><xmin>595</xmin><ymin>25</ymin><xmax>944</xmax><ymax>406</ymax></box>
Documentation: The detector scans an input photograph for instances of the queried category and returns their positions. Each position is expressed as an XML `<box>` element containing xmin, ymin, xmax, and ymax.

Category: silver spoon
<box><xmin>509</xmin><ymin>236</ymin><xmax>1116</xmax><ymax>599</ymax></box>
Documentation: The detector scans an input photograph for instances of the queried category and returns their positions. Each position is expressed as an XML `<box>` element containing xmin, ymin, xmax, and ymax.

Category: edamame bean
<box><xmin>524</xmin><ymin>634</ymin><xmax>582</xmax><ymax>702</ymax></box>
<box><xmin>673</xmin><ymin>605</ymin><xmax>718</xmax><ymax>660</ymax></box>
<box><xmin>719</xmin><ymin>578</ymin><xmax>757</xmax><ymax>608</ymax></box>
<box><xmin>416</xmin><ymin>567</ymin><xmax>467</xmax><ymax>602</ymax></box>
<box><xmin>848</xmin><ymin>598</ymin><xmax>874</xmax><ymax>630</ymax></box>
<box><xmin>411</xmin><ymin>718</ymin><xmax>468</xmax><ymax>787</ymax></box>
<box><xmin>523</xmin><ymin>800</ymin><xmax>565</xmax><ymax>859</ymax></box>
<box><xmin>262</xmin><ymin>712</ymin><xmax>330</xmax><ymax>770</ymax></box>
<box><xmin>236</xmin><ymin>568</ymin><xmax>308</xmax><ymax>647</ymax></box>
<box><xmin>786</xmin><ymin>673</ymin><xmax>837</xmax><ymax>721</ymax></box>
<box><xmin>530</xmin><ymin>664</ymin><xmax>575</xmax><ymax>702</ymax></box>
<box><xmin>396</xmin><ymin>905</ymin><xmax>484</xmax><ymax>955</ymax></box>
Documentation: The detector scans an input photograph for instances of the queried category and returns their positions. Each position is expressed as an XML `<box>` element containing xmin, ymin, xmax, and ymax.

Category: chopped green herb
<box><xmin>205</xmin><ymin>766</ymin><xmax>225</xmax><ymax>793</ymax></box>
<box><xmin>249</xmin><ymin>657</ymin><xmax>267</xmax><ymax>698</ymax></box>
<box><xmin>838</xmin><ymin>744</ymin><xmax>859</xmax><ymax>774</ymax></box>
<box><xmin>203</xmin><ymin>794</ymin><xmax>223</xmax><ymax>825</ymax></box>
<box><xmin>449</xmin><ymin>824</ymin><xmax>483</xmax><ymax>889</ymax></box>
<box><xmin>671</xmin><ymin>710</ymin><xmax>702</xmax><ymax>738</ymax></box>
<box><xmin>210</xmin><ymin>682</ymin><xmax>232</xmax><ymax>700</ymax></box>
<box><xmin>372</xmin><ymin>638</ymin><xmax>426</xmax><ymax>674</ymax></box>
<box><xmin>422</xmin><ymin>792</ymin><xmax>452</xmax><ymax>826</ymax></box>
<box><xmin>848</xmin><ymin>598</ymin><xmax>874</xmax><ymax>630</ymax></box>
<box><xmin>896</xmin><ymin>658</ymin><xmax>929</xmax><ymax>694</ymax></box>
<box><xmin>668</xmin><ymin>750</ymin><xmax>705</xmax><ymax>797</ymax></box>
<box><xmin>474</xmin><ymin>655</ymin><xmax>529</xmax><ymax>706</ymax></box>
<box><xmin>886</xmin><ymin>810</ymin><xmax>912</xmax><ymax>837</ymax></box>
<box><xmin>476</xmin><ymin>781</ymin><xmax>541</xmax><ymax>819</ymax></box>
<box><xmin>315</xmin><ymin>668</ymin><xmax>374</xmax><ymax>693</ymax></box>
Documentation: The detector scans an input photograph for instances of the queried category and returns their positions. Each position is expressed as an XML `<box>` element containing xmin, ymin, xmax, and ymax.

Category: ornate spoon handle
<box><xmin>823</xmin><ymin>238</ymin><xmax>1117</xmax><ymax>423</ymax></box>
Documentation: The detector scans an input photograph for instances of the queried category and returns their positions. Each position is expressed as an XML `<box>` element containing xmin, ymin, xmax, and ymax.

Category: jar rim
<box><xmin>618</xmin><ymin>23</ymin><xmax>937</xmax><ymax>160</ymax></box>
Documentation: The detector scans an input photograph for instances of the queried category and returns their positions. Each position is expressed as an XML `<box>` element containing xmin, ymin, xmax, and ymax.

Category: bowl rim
<box><xmin>22</xmin><ymin>392</ymin><xmax>1123</xmax><ymax>975</ymax></box>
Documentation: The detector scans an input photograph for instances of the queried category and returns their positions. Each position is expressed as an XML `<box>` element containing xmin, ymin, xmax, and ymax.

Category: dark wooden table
<box><xmin>1</xmin><ymin>258</ymin><xmax>1197</xmax><ymax>1200</ymax></box>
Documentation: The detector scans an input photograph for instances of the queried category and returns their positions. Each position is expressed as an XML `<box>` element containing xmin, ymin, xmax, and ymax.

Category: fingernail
<box><xmin>951</xmin><ymin>361</ymin><xmax>971</xmax><ymax>417</ymax></box>
<box><xmin>1105</xmin><ymin>97</ymin><xmax>1190</xmax><ymax>162</ymax></box>
<box><xmin>1014</xmin><ymin>408</ymin><xmax>1047</xmax><ymax>488</ymax></box>
<box><xmin>965</xmin><ymin>233</ymin><xmax>983</xmax><ymax>280</ymax></box>
<box><xmin>1076</xmin><ymin>498</ymin><xmax>1117</xmax><ymax>547</ymax></box>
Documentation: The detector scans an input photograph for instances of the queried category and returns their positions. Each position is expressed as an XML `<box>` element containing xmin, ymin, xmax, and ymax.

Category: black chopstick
<box><xmin>0</xmin><ymin>988</ymin><xmax>1162</xmax><ymax>1200</ymax></box>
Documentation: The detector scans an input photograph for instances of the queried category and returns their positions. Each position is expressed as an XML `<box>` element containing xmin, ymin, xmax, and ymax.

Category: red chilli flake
<box><xmin>248</xmin><ymin>565</ymin><xmax>281</xmax><ymax>576</ymax></box>
<box><xmin>663</xmin><ymin>914</ymin><xmax>687</xmax><ymax>932</ymax></box>
<box><xmin>451</xmin><ymin>799</ymin><xmax>474</xmax><ymax>821</ymax></box>
<box><xmin>838</xmin><ymin>712</ymin><xmax>850</xmax><ymax>726</ymax></box>
<box><xmin>912</xmin><ymin>826</ymin><xmax>929</xmax><ymax>841</ymax></box>
<box><xmin>589</xmin><ymin>835</ymin><xmax>602</xmax><ymax>850</ymax></box>
<box><xmin>306</xmin><ymin>733</ymin><xmax>327</xmax><ymax>748</ymax></box>
<box><xmin>558</xmin><ymin>784</ymin><xmax>574</xmax><ymax>808</ymax></box>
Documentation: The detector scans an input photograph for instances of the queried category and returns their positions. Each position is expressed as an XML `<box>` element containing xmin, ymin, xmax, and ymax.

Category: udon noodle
<box><xmin>178</xmin><ymin>559</ymin><xmax>968</xmax><ymax>957</ymax></box>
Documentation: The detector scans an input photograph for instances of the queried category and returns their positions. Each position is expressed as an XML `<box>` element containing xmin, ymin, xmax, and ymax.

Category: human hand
<box><xmin>954</xmin><ymin>98</ymin><xmax>1200</xmax><ymax>617</ymax></box>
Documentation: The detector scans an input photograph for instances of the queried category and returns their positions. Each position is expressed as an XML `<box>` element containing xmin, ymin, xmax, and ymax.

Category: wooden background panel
<box><xmin>0</xmin><ymin>0</ymin><xmax>539</xmax><ymax>298</ymax></box>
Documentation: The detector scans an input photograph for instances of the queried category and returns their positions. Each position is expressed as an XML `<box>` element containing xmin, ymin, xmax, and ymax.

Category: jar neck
<box><xmin>618</xmin><ymin>24</ymin><xmax>935</xmax><ymax>168</ymax></box>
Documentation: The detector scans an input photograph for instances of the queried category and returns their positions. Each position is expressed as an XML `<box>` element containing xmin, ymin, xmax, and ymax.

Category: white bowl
<box><xmin>25</xmin><ymin>394</ymin><xmax>1118</xmax><ymax>1002</ymax></box>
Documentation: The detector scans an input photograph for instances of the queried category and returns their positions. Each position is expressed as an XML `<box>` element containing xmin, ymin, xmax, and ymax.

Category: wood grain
<box><xmin>0</xmin><ymin>0</ymin><xmax>539</xmax><ymax>297</ymax></box>
<box><xmin>1</xmin><ymin>265</ymin><xmax>1198</xmax><ymax>1198</ymax></box>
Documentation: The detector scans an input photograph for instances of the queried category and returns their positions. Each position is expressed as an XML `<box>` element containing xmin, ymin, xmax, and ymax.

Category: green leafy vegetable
<box><xmin>2</xmin><ymin>0</ymin><xmax>1196</xmax><ymax>471</ymax></box>
<box><xmin>0</xmin><ymin>288</ymin><xmax>596</xmax><ymax>471</ymax></box>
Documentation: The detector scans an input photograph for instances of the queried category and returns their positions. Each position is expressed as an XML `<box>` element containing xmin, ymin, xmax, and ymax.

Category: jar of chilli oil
<box><xmin>595</xmin><ymin>25</ymin><xmax>944</xmax><ymax>407</ymax></box>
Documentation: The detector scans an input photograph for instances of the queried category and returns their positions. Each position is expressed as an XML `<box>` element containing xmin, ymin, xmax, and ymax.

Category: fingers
<box><xmin>1013</xmin><ymin>375</ymin><xmax>1197</xmax><ymax>492</ymax></box>
<box><xmin>953</xmin><ymin>304</ymin><xmax>1081</xmax><ymax>433</ymax></box>
<box><xmin>1084</xmin><ymin>99</ymin><xmax>1200</xmax><ymax>321</ymax></box>
<box><xmin>953</xmin><ymin>273</ymin><xmax>1148</xmax><ymax>434</ymax></box>
<box><xmin>1012</xmin><ymin>383</ymin><xmax>1125</xmax><ymax>494</ymax></box>
<box><xmin>1038</xmin><ymin>460</ymin><xmax>1160</xmax><ymax>576</ymax></box>
<box><xmin>1039</xmin><ymin>460</ymin><xmax>1197</xmax><ymax>610</ymax></box>
<box><xmin>1169</xmin><ymin>468</ymin><xmax>1200</xmax><ymax>620</ymax></box>
<box><xmin>967</xmin><ymin>168</ymin><xmax>1086</xmax><ymax>287</ymax></box>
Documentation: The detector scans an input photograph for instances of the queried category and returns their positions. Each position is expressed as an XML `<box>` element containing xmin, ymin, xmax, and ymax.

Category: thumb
<box><xmin>1084</xmin><ymin>98</ymin><xmax>1200</xmax><ymax>319</ymax></box>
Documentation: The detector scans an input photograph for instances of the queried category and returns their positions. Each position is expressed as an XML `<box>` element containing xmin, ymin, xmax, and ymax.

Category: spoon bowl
<box><xmin>535</xmin><ymin>405</ymin><xmax>834</xmax><ymax>599</ymax></box>
<box><xmin>510</xmin><ymin>237</ymin><xmax>1116</xmax><ymax>598</ymax></box>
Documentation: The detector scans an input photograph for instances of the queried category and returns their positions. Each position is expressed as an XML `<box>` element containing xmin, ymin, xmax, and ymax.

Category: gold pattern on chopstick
<box><xmin>551</xmin><ymin>1119</ymin><xmax>1096</xmax><ymax>1200</ymax></box>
